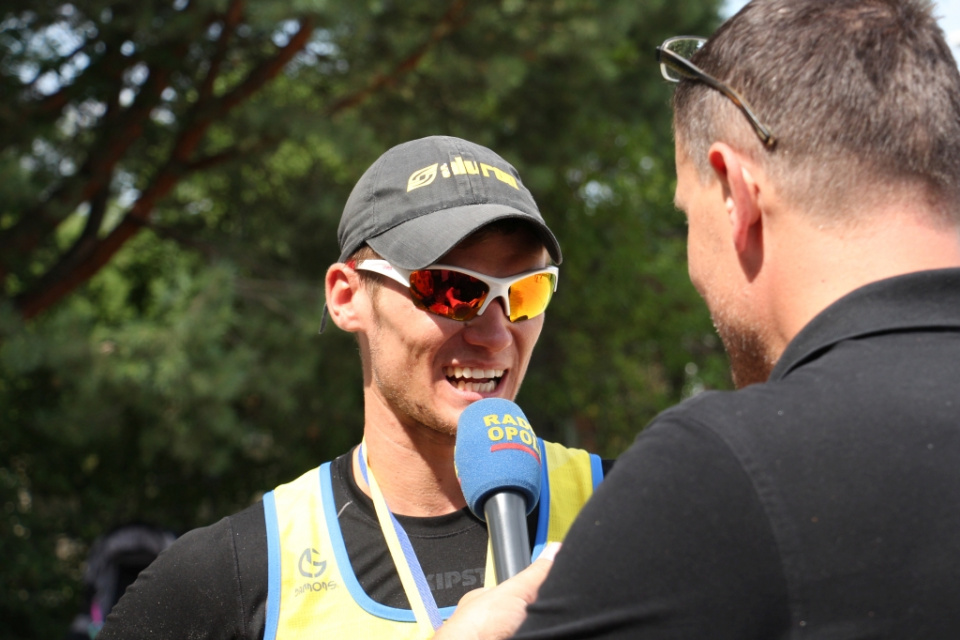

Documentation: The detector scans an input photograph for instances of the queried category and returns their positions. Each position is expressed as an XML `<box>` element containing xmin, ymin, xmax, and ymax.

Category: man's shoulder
<box><xmin>97</xmin><ymin>502</ymin><xmax>270</xmax><ymax>639</ymax></box>
<box><xmin>633</xmin><ymin>382</ymin><xmax>826</xmax><ymax>473</ymax></box>
<box><xmin>165</xmin><ymin>501</ymin><xmax>267</xmax><ymax>566</ymax></box>
<box><xmin>633</xmin><ymin>330</ymin><xmax>960</xmax><ymax>490</ymax></box>
<box><xmin>654</xmin><ymin>385</ymin><xmax>776</xmax><ymax>434</ymax></box>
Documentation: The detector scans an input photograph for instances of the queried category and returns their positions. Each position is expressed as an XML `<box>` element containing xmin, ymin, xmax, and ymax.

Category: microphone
<box><xmin>455</xmin><ymin>398</ymin><xmax>542</xmax><ymax>582</ymax></box>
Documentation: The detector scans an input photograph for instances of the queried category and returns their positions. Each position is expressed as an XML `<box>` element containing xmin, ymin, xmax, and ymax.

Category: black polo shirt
<box><xmin>517</xmin><ymin>268</ymin><xmax>960</xmax><ymax>639</ymax></box>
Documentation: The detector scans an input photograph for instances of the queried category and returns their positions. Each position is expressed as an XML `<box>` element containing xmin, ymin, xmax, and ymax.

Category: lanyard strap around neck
<box><xmin>357</xmin><ymin>442</ymin><xmax>443</xmax><ymax>633</ymax></box>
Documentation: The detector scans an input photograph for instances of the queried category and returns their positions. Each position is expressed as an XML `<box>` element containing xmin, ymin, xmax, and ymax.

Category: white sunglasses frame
<box><xmin>354</xmin><ymin>259</ymin><xmax>559</xmax><ymax>321</ymax></box>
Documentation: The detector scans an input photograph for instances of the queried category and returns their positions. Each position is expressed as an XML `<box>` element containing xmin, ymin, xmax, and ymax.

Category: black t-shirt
<box><xmin>331</xmin><ymin>451</ymin><xmax>493</xmax><ymax>608</ymax></box>
<box><xmin>100</xmin><ymin>448</ymin><xmax>613</xmax><ymax>639</ymax></box>
<box><xmin>514</xmin><ymin>269</ymin><xmax>960</xmax><ymax>639</ymax></box>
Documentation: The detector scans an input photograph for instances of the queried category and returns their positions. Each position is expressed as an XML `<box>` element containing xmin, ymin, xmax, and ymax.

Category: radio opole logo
<box><xmin>482</xmin><ymin>412</ymin><xmax>540</xmax><ymax>464</ymax></box>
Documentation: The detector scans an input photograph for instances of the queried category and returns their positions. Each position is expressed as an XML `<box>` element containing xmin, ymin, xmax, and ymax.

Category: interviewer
<box><xmin>434</xmin><ymin>0</ymin><xmax>960</xmax><ymax>637</ymax></box>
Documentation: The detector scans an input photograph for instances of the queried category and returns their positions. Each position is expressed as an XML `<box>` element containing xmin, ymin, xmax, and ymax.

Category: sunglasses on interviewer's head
<box><xmin>354</xmin><ymin>259</ymin><xmax>558</xmax><ymax>323</ymax></box>
<box><xmin>656</xmin><ymin>36</ymin><xmax>777</xmax><ymax>149</ymax></box>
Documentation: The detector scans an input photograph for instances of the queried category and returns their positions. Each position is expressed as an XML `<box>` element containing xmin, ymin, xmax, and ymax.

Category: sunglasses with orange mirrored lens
<box><xmin>356</xmin><ymin>259</ymin><xmax>558</xmax><ymax>322</ymax></box>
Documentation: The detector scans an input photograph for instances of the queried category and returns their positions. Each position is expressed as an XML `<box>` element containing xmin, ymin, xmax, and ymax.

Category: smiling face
<box><xmin>359</xmin><ymin>225</ymin><xmax>549</xmax><ymax>439</ymax></box>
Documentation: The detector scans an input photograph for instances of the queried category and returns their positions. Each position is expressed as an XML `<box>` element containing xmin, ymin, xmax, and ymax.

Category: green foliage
<box><xmin>0</xmin><ymin>0</ymin><xmax>729</xmax><ymax>636</ymax></box>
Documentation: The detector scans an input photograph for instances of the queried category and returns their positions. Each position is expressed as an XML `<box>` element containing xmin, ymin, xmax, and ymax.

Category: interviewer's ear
<box><xmin>707</xmin><ymin>142</ymin><xmax>762</xmax><ymax>255</ymax></box>
<box><xmin>325</xmin><ymin>263</ymin><xmax>367</xmax><ymax>333</ymax></box>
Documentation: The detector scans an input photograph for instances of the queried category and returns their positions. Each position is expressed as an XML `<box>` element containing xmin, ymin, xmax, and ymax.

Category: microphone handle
<box><xmin>483</xmin><ymin>490</ymin><xmax>532</xmax><ymax>582</ymax></box>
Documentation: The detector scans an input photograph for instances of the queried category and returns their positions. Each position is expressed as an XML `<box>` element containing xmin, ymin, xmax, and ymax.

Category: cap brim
<box><xmin>362</xmin><ymin>203</ymin><xmax>562</xmax><ymax>269</ymax></box>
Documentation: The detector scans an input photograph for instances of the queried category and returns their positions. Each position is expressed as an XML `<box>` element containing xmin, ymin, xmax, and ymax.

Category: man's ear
<box><xmin>707</xmin><ymin>142</ymin><xmax>762</xmax><ymax>255</ymax></box>
<box><xmin>325</xmin><ymin>263</ymin><xmax>367</xmax><ymax>333</ymax></box>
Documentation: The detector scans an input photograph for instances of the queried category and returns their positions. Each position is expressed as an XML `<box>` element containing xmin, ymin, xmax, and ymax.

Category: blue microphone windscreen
<box><xmin>455</xmin><ymin>398</ymin><xmax>542</xmax><ymax>520</ymax></box>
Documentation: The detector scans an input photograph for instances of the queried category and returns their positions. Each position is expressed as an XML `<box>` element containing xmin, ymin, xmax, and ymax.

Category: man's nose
<box><xmin>462</xmin><ymin>296</ymin><xmax>512</xmax><ymax>351</ymax></box>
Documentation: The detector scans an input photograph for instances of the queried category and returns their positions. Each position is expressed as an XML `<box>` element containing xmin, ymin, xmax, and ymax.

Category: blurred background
<box><xmin>1</xmin><ymin>1</ymin><xmax>956</xmax><ymax>637</ymax></box>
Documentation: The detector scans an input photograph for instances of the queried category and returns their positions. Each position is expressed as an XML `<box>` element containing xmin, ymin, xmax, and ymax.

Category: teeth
<box><xmin>445</xmin><ymin>367</ymin><xmax>503</xmax><ymax>392</ymax></box>
<box><xmin>454</xmin><ymin>380</ymin><xmax>496</xmax><ymax>393</ymax></box>
<box><xmin>444</xmin><ymin>366</ymin><xmax>505</xmax><ymax>381</ymax></box>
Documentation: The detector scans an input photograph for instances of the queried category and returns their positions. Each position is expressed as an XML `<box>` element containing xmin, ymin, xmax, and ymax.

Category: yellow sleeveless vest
<box><xmin>261</xmin><ymin>440</ymin><xmax>602</xmax><ymax>640</ymax></box>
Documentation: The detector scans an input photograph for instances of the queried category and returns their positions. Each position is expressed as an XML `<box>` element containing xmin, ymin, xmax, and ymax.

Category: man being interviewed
<box><xmin>98</xmin><ymin>136</ymin><xmax>607</xmax><ymax>639</ymax></box>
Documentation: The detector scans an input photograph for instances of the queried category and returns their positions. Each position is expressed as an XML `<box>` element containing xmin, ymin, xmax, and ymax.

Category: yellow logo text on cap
<box><xmin>407</xmin><ymin>157</ymin><xmax>519</xmax><ymax>192</ymax></box>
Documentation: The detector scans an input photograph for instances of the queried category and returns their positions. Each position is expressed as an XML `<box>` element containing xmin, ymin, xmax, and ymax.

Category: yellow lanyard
<box><xmin>358</xmin><ymin>443</ymin><xmax>443</xmax><ymax>633</ymax></box>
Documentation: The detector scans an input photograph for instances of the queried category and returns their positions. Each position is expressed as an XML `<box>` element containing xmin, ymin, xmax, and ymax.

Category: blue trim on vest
<box><xmin>589</xmin><ymin>453</ymin><xmax>604</xmax><ymax>488</ymax></box>
<box><xmin>532</xmin><ymin>437</ymin><xmax>551</xmax><ymax>559</ymax></box>
<box><xmin>262</xmin><ymin>490</ymin><xmax>281</xmax><ymax>640</ymax></box>
<box><xmin>318</xmin><ymin>462</ymin><xmax>457</xmax><ymax>622</ymax></box>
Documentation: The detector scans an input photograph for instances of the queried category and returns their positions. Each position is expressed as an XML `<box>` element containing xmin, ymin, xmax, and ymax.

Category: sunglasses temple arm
<box><xmin>657</xmin><ymin>48</ymin><xmax>776</xmax><ymax>149</ymax></box>
<box><xmin>711</xmin><ymin>82</ymin><xmax>776</xmax><ymax>147</ymax></box>
<box><xmin>684</xmin><ymin>66</ymin><xmax>776</xmax><ymax>148</ymax></box>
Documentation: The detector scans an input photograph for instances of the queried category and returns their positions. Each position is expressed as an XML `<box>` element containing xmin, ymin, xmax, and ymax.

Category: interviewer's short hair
<box><xmin>674</xmin><ymin>0</ymin><xmax>960</xmax><ymax>224</ymax></box>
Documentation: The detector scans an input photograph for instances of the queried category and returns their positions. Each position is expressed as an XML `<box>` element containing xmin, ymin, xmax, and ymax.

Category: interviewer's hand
<box><xmin>431</xmin><ymin>542</ymin><xmax>560</xmax><ymax>640</ymax></box>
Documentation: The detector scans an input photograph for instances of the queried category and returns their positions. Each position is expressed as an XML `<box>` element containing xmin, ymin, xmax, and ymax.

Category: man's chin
<box><xmin>716</xmin><ymin>322</ymin><xmax>775</xmax><ymax>389</ymax></box>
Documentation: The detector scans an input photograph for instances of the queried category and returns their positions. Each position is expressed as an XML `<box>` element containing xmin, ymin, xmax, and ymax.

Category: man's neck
<box><xmin>353</xmin><ymin>420</ymin><xmax>467</xmax><ymax>518</ymax></box>
<box><xmin>765</xmin><ymin>203</ymin><xmax>960</xmax><ymax>357</ymax></box>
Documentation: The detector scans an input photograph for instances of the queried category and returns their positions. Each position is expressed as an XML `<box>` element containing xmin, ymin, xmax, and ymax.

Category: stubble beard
<box><xmin>374</xmin><ymin>368</ymin><xmax>459</xmax><ymax>438</ymax></box>
<box><xmin>711</xmin><ymin>306</ymin><xmax>777</xmax><ymax>389</ymax></box>
<box><xmin>367</xmin><ymin>317</ymin><xmax>458</xmax><ymax>439</ymax></box>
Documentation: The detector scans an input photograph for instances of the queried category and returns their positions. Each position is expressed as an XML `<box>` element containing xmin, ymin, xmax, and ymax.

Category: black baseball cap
<box><xmin>336</xmin><ymin>135</ymin><xmax>562</xmax><ymax>268</ymax></box>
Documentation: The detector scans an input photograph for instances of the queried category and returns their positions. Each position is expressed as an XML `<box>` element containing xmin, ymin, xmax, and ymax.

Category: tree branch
<box><xmin>198</xmin><ymin>0</ymin><xmax>245</xmax><ymax>104</ymax></box>
<box><xmin>211</xmin><ymin>16</ymin><xmax>315</xmax><ymax>120</ymax></box>
<box><xmin>13</xmin><ymin>18</ymin><xmax>315</xmax><ymax>320</ymax></box>
<box><xmin>14</xmin><ymin>170</ymin><xmax>179</xmax><ymax>320</ymax></box>
<box><xmin>185</xmin><ymin>138</ymin><xmax>277</xmax><ymax>173</ymax></box>
<box><xmin>0</xmin><ymin>59</ymin><xmax>174</xmax><ymax>268</ymax></box>
<box><xmin>324</xmin><ymin>0</ymin><xmax>469</xmax><ymax>116</ymax></box>
<box><xmin>0</xmin><ymin>23</ymin><xmax>132</xmax><ymax>153</ymax></box>
<box><xmin>17</xmin><ymin>181</ymin><xmax>113</xmax><ymax>304</ymax></box>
